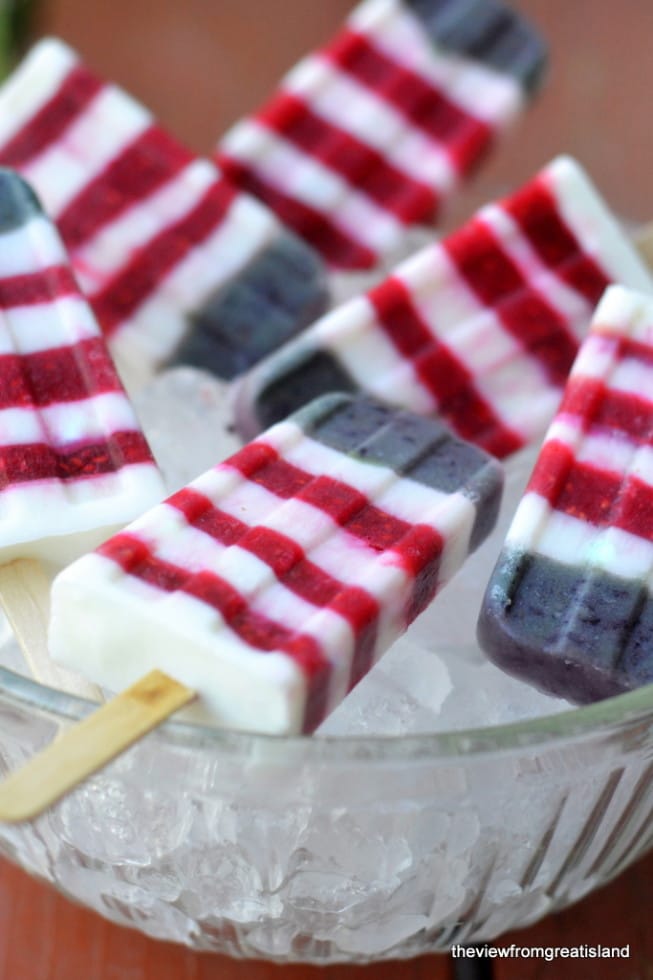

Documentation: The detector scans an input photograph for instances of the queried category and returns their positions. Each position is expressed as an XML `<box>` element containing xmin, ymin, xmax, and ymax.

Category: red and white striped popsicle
<box><xmin>0</xmin><ymin>168</ymin><xmax>165</xmax><ymax>695</ymax></box>
<box><xmin>0</xmin><ymin>39</ymin><xmax>329</xmax><ymax>386</ymax></box>
<box><xmin>48</xmin><ymin>393</ymin><xmax>503</xmax><ymax>735</ymax></box>
<box><xmin>479</xmin><ymin>285</ymin><xmax>653</xmax><ymax>702</ymax></box>
<box><xmin>215</xmin><ymin>0</ymin><xmax>548</xmax><ymax>270</ymax></box>
<box><xmin>234</xmin><ymin>156</ymin><xmax>653</xmax><ymax>458</ymax></box>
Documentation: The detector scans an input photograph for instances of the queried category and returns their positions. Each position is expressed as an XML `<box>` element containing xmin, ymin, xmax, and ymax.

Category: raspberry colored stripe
<box><xmin>368</xmin><ymin>276</ymin><xmax>523</xmax><ymax>457</ymax></box>
<box><xmin>0</xmin><ymin>265</ymin><xmax>79</xmax><ymax>308</ymax></box>
<box><xmin>216</xmin><ymin>151</ymin><xmax>376</xmax><ymax>268</ymax></box>
<box><xmin>444</xmin><ymin>219</ymin><xmax>579</xmax><ymax>386</ymax></box>
<box><xmin>614</xmin><ymin>476</ymin><xmax>653</xmax><ymax>543</ymax></box>
<box><xmin>0</xmin><ymin>337</ymin><xmax>123</xmax><ymax>408</ymax></box>
<box><xmin>528</xmin><ymin>441</ymin><xmax>619</xmax><ymax>525</ymax></box>
<box><xmin>505</xmin><ymin>177</ymin><xmax>611</xmax><ymax>306</ymax></box>
<box><xmin>326</xmin><ymin>30</ymin><xmax>493</xmax><ymax>173</ymax></box>
<box><xmin>58</xmin><ymin>126</ymin><xmax>194</xmax><ymax>251</ymax></box>
<box><xmin>0</xmin><ymin>65</ymin><xmax>103</xmax><ymax>168</ymax></box>
<box><xmin>256</xmin><ymin>92</ymin><xmax>438</xmax><ymax>223</ymax></box>
<box><xmin>89</xmin><ymin>177</ymin><xmax>238</xmax><ymax>336</ymax></box>
<box><xmin>170</xmin><ymin>486</ymin><xmax>379</xmax><ymax>686</ymax></box>
<box><xmin>530</xmin><ymin>442</ymin><xmax>653</xmax><ymax>543</ymax></box>
<box><xmin>226</xmin><ymin>441</ymin><xmax>443</xmax><ymax>579</ymax></box>
<box><xmin>98</xmin><ymin>532</ymin><xmax>332</xmax><ymax>731</ymax></box>
<box><xmin>0</xmin><ymin>430</ymin><xmax>153</xmax><ymax>488</ymax></box>
<box><xmin>596</xmin><ymin>331</ymin><xmax>653</xmax><ymax>369</ymax></box>
<box><xmin>560</xmin><ymin>377</ymin><xmax>653</xmax><ymax>444</ymax></box>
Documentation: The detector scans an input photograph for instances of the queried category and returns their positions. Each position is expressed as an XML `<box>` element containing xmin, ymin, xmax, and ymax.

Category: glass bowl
<box><xmin>1</xmin><ymin>440</ymin><xmax>653</xmax><ymax>963</ymax></box>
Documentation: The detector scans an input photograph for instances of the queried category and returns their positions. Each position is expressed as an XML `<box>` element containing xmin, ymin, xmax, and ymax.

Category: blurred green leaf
<box><xmin>0</xmin><ymin>0</ymin><xmax>37</xmax><ymax>79</ymax></box>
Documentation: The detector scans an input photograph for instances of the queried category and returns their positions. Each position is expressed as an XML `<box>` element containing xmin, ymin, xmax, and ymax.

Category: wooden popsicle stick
<box><xmin>633</xmin><ymin>221</ymin><xmax>653</xmax><ymax>265</ymax></box>
<box><xmin>0</xmin><ymin>559</ymin><xmax>104</xmax><ymax>702</ymax></box>
<box><xmin>0</xmin><ymin>670</ymin><xmax>195</xmax><ymax>823</ymax></box>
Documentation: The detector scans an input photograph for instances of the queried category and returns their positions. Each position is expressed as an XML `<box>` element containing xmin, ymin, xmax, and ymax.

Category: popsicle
<box><xmin>0</xmin><ymin>167</ymin><xmax>165</xmax><ymax>692</ymax></box>
<box><xmin>478</xmin><ymin>285</ymin><xmax>653</xmax><ymax>703</ymax></box>
<box><xmin>234</xmin><ymin>156</ymin><xmax>653</xmax><ymax>458</ymax></box>
<box><xmin>215</xmin><ymin>0</ymin><xmax>548</xmax><ymax>270</ymax></box>
<box><xmin>0</xmin><ymin>39</ymin><xmax>329</xmax><ymax>386</ymax></box>
<box><xmin>48</xmin><ymin>393</ymin><xmax>503</xmax><ymax>735</ymax></box>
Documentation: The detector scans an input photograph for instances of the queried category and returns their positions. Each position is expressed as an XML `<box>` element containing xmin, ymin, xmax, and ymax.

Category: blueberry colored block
<box><xmin>478</xmin><ymin>551</ymin><xmax>646</xmax><ymax>702</ymax></box>
<box><xmin>404</xmin><ymin>0</ymin><xmax>548</xmax><ymax>94</ymax></box>
<box><xmin>299</xmin><ymin>393</ymin><xmax>503</xmax><ymax>552</ymax></box>
<box><xmin>254</xmin><ymin>349</ymin><xmax>358</xmax><ymax>432</ymax></box>
<box><xmin>0</xmin><ymin>168</ymin><xmax>42</xmax><ymax>232</ymax></box>
<box><xmin>170</xmin><ymin>233</ymin><xmax>329</xmax><ymax>379</ymax></box>
<box><xmin>619</xmin><ymin>598</ymin><xmax>653</xmax><ymax>688</ymax></box>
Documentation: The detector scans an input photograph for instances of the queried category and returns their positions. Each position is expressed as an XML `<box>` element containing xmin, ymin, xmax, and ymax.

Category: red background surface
<box><xmin>1</xmin><ymin>0</ymin><xmax>652</xmax><ymax>977</ymax></box>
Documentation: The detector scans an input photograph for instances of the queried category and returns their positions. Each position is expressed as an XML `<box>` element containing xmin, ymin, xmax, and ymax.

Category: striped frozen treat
<box><xmin>479</xmin><ymin>286</ymin><xmax>653</xmax><ymax>703</ymax></box>
<box><xmin>49</xmin><ymin>393</ymin><xmax>503</xmax><ymax>733</ymax></box>
<box><xmin>235</xmin><ymin>157</ymin><xmax>653</xmax><ymax>458</ymax></box>
<box><xmin>0</xmin><ymin>168</ymin><xmax>165</xmax><ymax>565</ymax></box>
<box><xmin>215</xmin><ymin>0</ymin><xmax>547</xmax><ymax>270</ymax></box>
<box><xmin>0</xmin><ymin>39</ymin><xmax>329</xmax><ymax>383</ymax></box>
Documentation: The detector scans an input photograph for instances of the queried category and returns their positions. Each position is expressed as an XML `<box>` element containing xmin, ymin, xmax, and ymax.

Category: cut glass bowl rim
<box><xmin>2</xmin><ymin>661</ymin><xmax>652</xmax><ymax>764</ymax></box>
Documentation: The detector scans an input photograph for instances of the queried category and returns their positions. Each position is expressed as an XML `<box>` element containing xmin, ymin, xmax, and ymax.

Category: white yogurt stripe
<box><xmin>415</xmin><ymin>490</ymin><xmax>475</xmax><ymax>585</ymax></box>
<box><xmin>0</xmin><ymin>294</ymin><xmax>101</xmax><ymax>356</ymax></box>
<box><xmin>546</xmin><ymin>158</ymin><xmax>653</xmax><ymax>294</ymax></box>
<box><xmin>194</xmin><ymin>470</ymin><xmax>416</xmax><ymax>592</ymax></box>
<box><xmin>570</xmin><ymin>332</ymin><xmax>622</xmax><ymax>383</ymax></box>
<box><xmin>0</xmin><ymin>462</ymin><xmax>163</xmax><ymax>563</ymax></box>
<box><xmin>102</xmin><ymin>192</ymin><xmax>271</xmax><ymax>350</ymax></box>
<box><xmin>311</xmin><ymin>535</ymin><xmax>411</xmax><ymax>648</ymax></box>
<box><xmin>114</xmin><ymin>511</ymin><xmax>351</xmax><ymax>713</ymax></box>
<box><xmin>280</xmin><ymin>54</ymin><xmax>455</xmax><ymax>192</ymax></box>
<box><xmin>591</xmin><ymin>285</ymin><xmax>653</xmax><ymax>347</ymax></box>
<box><xmin>588</xmin><ymin>525</ymin><xmax>653</xmax><ymax>581</ymax></box>
<box><xmin>348</xmin><ymin>0</ymin><xmax>523</xmax><ymax>126</ymax></box>
<box><xmin>505</xmin><ymin>491</ymin><xmax>552</xmax><ymax>551</ymax></box>
<box><xmin>473</xmin><ymin>352</ymin><xmax>559</xmax><ymax>443</ymax></box>
<box><xmin>530</xmin><ymin>502</ymin><xmax>599</xmax><ymax>568</ymax></box>
<box><xmin>71</xmin><ymin>159</ymin><xmax>219</xmax><ymax>291</ymax></box>
<box><xmin>630</xmin><ymin>444</ymin><xmax>653</xmax><ymax>489</ymax></box>
<box><xmin>151</xmin><ymin>515</ymin><xmax>358</xmax><ymax>707</ymax></box>
<box><xmin>0</xmin><ymin>38</ymin><xmax>77</xmax><ymax>147</ymax></box>
<box><xmin>0</xmin><ymin>215</ymin><xmax>67</xmax><ymax>279</ymax></box>
<box><xmin>221</xmin><ymin>119</ymin><xmax>405</xmax><ymax>254</ymax></box>
<box><xmin>50</xmin><ymin>557</ymin><xmax>308</xmax><ymax>733</ymax></box>
<box><xmin>574</xmin><ymin>428</ymin><xmax>640</xmax><ymax>478</ymax></box>
<box><xmin>144</xmin><ymin>191</ymin><xmax>276</xmax><ymax>312</ymax></box>
<box><xmin>478</xmin><ymin>203</ymin><xmax>595</xmax><ymax>330</ymax></box>
<box><xmin>508</xmin><ymin>486</ymin><xmax>653</xmax><ymax>582</ymax></box>
<box><xmin>83</xmin><ymin>180</ymin><xmax>276</xmax><ymax>360</ymax></box>
<box><xmin>23</xmin><ymin>84</ymin><xmax>151</xmax><ymax>218</ymax></box>
<box><xmin>0</xmin><ymin>392</ymin><xmax>141</xmax><ymax>448</ymax></box>
<box><xmin>394</xmin><ymin>242</ymin><xmax>487</xmax><ymax>339</ymax></box>
<box><xmin>313</xmin><ymin>296</ymin><xmax>436</xmax><ymax>414</ymax></box>
<box><xmin>610</xmin><ymin>348</ymin><xmax>653</xmax><ymax>403</ymax></box>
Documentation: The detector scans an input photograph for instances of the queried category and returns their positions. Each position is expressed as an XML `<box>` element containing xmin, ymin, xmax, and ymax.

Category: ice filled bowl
<box><xmin>1</xmin><ymin>424</ymin><xmax>653</xmax><ymax>964</ymax></box>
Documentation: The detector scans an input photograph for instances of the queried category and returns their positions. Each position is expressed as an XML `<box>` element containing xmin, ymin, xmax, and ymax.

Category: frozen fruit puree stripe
<box><xmin>0</xmin><ymin>39</ymin><xmax>329</xmax><ymax>381</ymax></box>
<box><xmin>0</xmin><ymin>338</ymin><xmax>123</xmax><ymax>407</ymax></box>
<box><xmin>478</xmin><ymin>286</ymin><xmax>653</xmax><ymax>704</ymax></box>
<box><xmin>0</xmin><ymin>64</ymin><xmax>102</xmax><ymax>168</ymax></box>
<box><xmin>49</xmin><ymin>393</ymin><xmax>503</xmax><ymax>734</ymax></box>
<box><xmin>0</xmin><ymin>167</ymin><xmax>165</xmax><ymax>564</ymax></box>
<box><xmin>235</xmin><ymin>156</ymin><xmax>653</xmax><ymax>456</ymax></box>
<box><xmin>216</xmin><ymin>0</ymin><xmax>547</xmax><ymax>269</ymax></box>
